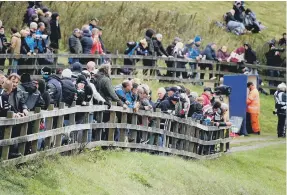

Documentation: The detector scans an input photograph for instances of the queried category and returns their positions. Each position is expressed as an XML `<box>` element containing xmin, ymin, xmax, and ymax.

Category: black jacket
<box><xmin>8</xmin><ymin>87</ymin><xmax>27</xmax><ymax>113</ymax></box>
<box><xmin>61</xmin><ymin>77</ymin><xmax>77</xmax><ymax>106</ymax></box>
<box><xmin>46</xmin><ymin>75</ymin><xmax>63</xmax><ymax>107</ymax></box>
<box><xmin>188</xmin><ymin>101</ymin><xmax>203</xmax><ymax>117</ymax></box>
<box><xmin>153</xmin><ymin>39</ymin><xmax>168</xmax><ymax>56</ymax></box>
<box><xmin>0</xmin><ymin>89</ymin><xmax>12</xmax><ymax>117</ymax></box>
<box><xmin>265</xmin><ymin>50</ymin><xmax>282</xmax><ymax>67</ymax></box>
<box><xmin>158</xmin><ymin>99</ymin><xmax>174</xmax><ymax>112</ymax></box>
<box><xmin>50</xmin><ymin>13</ymin><xmax>61</xmax><ymax>49</ymax></box>
<box><xmin>0</xmin><ymin>34</ymin><xmax>7</xmax><ymax>54</ymax></box>
<box><xmin>94</xmin><ymin>72</ymin><xmax>123</xmax><ymax>106</ymax></box>
<box><xmin>153</xmin><ymin>94</ymin><xmax>168</xmax><ymax>110</ymax></box>
<box><xmin>69</xmin><ymin>34</ymin><xmax>82</xmax><ymax>54</ymax></box>
<box><xmin>20</xmin><ymin>37</ymin><xmax>30</xmax><ymax>54</ymax></box>
<box><xmin>233</xmin><ymin>4</ymin><xmax>245</xmax><ymax>23</ymax></box>
<box><xmin>81</xmin><ymin>31</ymin><xmax>93</xmax><ymax>54</ymax></box>
<box><xmin>18</xmin><ymin>82</ymin><xmax>45</xmax><ymax>111</ymax></box>
<box><xmin>145</xmin><ymin>30</ymin><xmax>155</xmax><ymax>55</ymax></box>
<box><xmin>244</xmin><ymin>45</ymin><xmax>257</xmax><ymax>64</ymax></box>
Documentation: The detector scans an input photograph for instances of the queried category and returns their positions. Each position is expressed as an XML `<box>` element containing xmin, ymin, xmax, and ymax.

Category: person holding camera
<box><xmin>274</xmin><ymin>83</ymin><xmax>286</xmax><ymax>138</ymax></box>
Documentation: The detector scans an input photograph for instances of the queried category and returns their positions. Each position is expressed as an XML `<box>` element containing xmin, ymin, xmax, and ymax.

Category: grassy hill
<box><xmin>0</xmin><ymin>144</ymin><xmax>285</xmax><ymax>195</ymax></box>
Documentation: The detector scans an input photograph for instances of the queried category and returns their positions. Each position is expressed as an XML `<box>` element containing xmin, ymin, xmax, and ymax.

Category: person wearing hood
<box><xmin>68</xmin><ymin>28</ymin><xmax>83</xmax><ymax>65</ymax></box>
<box><xmin>23</xmin><ymin>2</ymin><xmax>37</xmax><ymax>25</ymax></box>
<box><xmin>200</xmin><ymin>43</ymin><xmax>218</xmax><ymax>79</ymax></box>
<box><xmin>244</xmin><ymin>43</ymin><xmax>257</xmax><ymax>64</ymax></box>
<box><xmin>265</xmin><ymin>43</ymin><xmax>284</xmax><ymax>94</ymax></box>
<box><xmin>61</xmin><ymin>69</ymin><xmax>77</xmax><ymax>107</ymax></box>
<box><xmin>9</xmin><ymin>27</ymin><xmax>21</xmax><ymax>74</ymax></box>
<box><xmin>50</xmin><ymin>12</ymin><xmax>61</xmax><ymax>50</ymax></box>
<box><xmin>71</xmin><ymin>62</ymin><xmax>83</xmax><ymax>79</ymax></box>
<box><xmin>0</xmin><ymin>26</ymin><xmax>8</xmax><ymax>70</ymax></box>
<box><xmin>94</xmin><ymin>64</ymin><xmax>124</xmax><ymax>108</ymax></box>
<box><xmin>274</xmin><ymin>83</ymin><xmax>286</xmax><ymax>138</ymax></box>
<box><xmin>35</xmin><ymin>79</ymin><xmax>50</xmax><ymax>110</ymax></box>
<box><xmin>18</xmin><ymin>73</ymin><xmax>44</xmax><ymax>111</ymax></box>
<box><xmin>143</xmin><ymin>29</ymin><xmax>156</xmax><ymax>75</ymax></box>
<box><xmin>225</xmin><ymin>9</ymin><xmax>247</xmax><ymax>35</ymax></box>
<box><xmin>80</xmin><ymin>29</ymin><xmax>93</xmax><ymax>64</ymax></box>
<box><xmin>41</xmin><ymin>66</ymin><xmax>62</xmax><ymax>107</ymax></box>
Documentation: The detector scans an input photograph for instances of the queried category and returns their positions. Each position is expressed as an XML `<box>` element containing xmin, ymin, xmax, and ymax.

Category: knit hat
<box><xmin>194</xmin><ymin>36</ymin><xmax>201</xmax><ymax>43</ymax></box>
<box><xmin>71</xmin><ymin>62</ymin><xmax>83</xmax><ymax>72</ymax></box>
<box><xmin>62</xmin><ymin>69</ymin><xmax>72</xmax><ymax>78</ymax></box>
<box><xmin>20</xmin><ymin>73</ymin><xmax>31</xmax><ymax>83</ymax></box>
<box><xmin>76</xmin><ymin>75</ymin><xmax>87</xmax><ymax>85</ymax></box>
<box><xmin>30</xmin><ymin>22</ymin><xmax>38</xmax><ymax>29</ymax></box>
<box><xmin>41</xmin><ymin>66</ymin><xmax>52</xmax><ymax>76</ymax></box>
<box><xmin>235</xmin><ymin>47</ymin><xmax>245</xmax><ymax>54</ymax></box>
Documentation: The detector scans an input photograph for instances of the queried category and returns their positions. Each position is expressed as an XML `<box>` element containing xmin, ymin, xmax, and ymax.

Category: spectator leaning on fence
<box><xmin>61</xmin><ymin>68</ymin><xmax>77</xmax><ymax>107</ymax></box>
<box><xmin>153</xmin><ymin>33</ymin><xmax>168</xmax><ymax>57</ymax></box>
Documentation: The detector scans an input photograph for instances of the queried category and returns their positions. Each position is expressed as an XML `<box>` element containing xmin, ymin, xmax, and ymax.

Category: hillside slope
<box><xmin>0</xmin><ymin>144</ymin><xmax>285</xmax><ymax>195</ymax></box>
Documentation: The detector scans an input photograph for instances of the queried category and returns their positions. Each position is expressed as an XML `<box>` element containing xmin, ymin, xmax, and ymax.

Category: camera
<box><xmin>271</xmin><ymin>47</ymin><xmax>285</xmax><ymax>52</ymax></box>
<box><xmin>273</xmin><ymin>110</ymin><xmax>277</xmax><ymax>115</ymax></box>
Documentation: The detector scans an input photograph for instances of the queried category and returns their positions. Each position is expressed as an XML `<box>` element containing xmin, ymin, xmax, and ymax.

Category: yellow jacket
<box><xmin>246</xmin><ymin>87</ymin><xmax>260</xmax><ymax>114</ymax></box>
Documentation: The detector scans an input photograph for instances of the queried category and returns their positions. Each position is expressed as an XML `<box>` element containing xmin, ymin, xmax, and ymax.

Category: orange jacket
<box><xmin>246</xmin><ymin>87</ymin><xmax>260</xmax><ymax>114</ymax></box>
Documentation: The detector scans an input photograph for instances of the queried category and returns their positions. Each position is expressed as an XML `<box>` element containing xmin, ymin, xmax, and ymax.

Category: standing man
<box><xmin>274</xmin><ymin>83</ymin><xmax>286</xmax><ymax>138</ymax></box>
<box><xmin>246</xmin><ymin>82</ymin><xmax>260</xmax><ymax>135</ymax></box>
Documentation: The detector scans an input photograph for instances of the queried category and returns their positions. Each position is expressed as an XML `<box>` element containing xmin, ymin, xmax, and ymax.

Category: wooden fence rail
<box><xmin>0</xmin><ymin>102</ymin><xmax>230</xmax><ymax>166</ymax></box>
<box><xmin>0</xmin><ymin>54</ymin><xmax>285</xmax><ymax>90</ymax></box>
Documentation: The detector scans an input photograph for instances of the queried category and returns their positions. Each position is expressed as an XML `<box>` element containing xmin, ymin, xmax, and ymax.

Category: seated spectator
<box><xmin>61</xmin><ymin>68</ymin><xmax>77</xmax><ymax>107</ymax></box>
<box><xmin>229</xmin><ymin>47</ymin><xmax>245</xmax><ymax>73</ymax></box>
<box><xmin>10</xmin><ymin>27</ymin><xmax>21</xmax><ymax>74</ymax></box>
<box><xmin>200</xmin><ymin>43</ymin><xmax>218</xmax><ymax>79</ymax></box>
<box><xmin>244</xmin><ymin>8</ymin><xmax>261</xmax><ymax>33</ymax></box>
<box><xmin>94</xmin><ymin>64</ymin><xmax>124</xmax><ymax>108</ymax></box>
<box><xmin>69</xmin><ymin>28</ymin><xmax>83</xmax><ymax>64</ymax></box>
<box><xmin>91</xmin><ymin>28</ymin><xmax>104</xmax><ymax>55</ymax></box>
<box><xmin>217</xmin><ymin>46</ymin><xmax>231</xmax><ymax>72</ymax></box>
<box><xmin>153</xmin><ymin>34</ymin><xmax>168</xmax><ymax>57</ymax></box>
<box><xmin>279</xmin><ymin>33</ymin><xmax>286</xmax><ymax>46</ymax></box>
<box><xmin>225</xmin><ymin>9</ymin><xmax>247</xmax><ymax>35</ymax></box>
<box><xmin>233</xmin><ymin>1</ymin><xmax>245</xmax><ymax>23</ymax></box>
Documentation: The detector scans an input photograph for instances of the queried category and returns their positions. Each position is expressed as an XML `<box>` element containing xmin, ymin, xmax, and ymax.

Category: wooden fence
<box><xmin>0</xmin><ymin>54</ymin><xmax>285</xmax><ymax>89</ymax></box>
<box><xmin>0</xmin><ymin>102</ymin><xmax>231</xmax><ymax>166</ymax></box>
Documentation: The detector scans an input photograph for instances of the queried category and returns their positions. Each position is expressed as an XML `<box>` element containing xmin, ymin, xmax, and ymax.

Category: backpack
<box><xmin>214</xmin><ymin>85</ymin><xmax>232</xmax><ymax>96</ymax></box>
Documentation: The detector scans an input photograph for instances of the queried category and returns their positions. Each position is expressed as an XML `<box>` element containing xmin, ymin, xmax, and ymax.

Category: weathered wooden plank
<box><xmin>44</xmin><ymin>105</ymin><xmax>54</xmax><ymax>150</ymax></box>
<box><xmin>55</xmin><ymin>103</ymin><xmax>65</xmax><ymax>147</ymax></box>
<box><xmin>18</xmin><ymin>122</ymin><xmax>28</xmax><ymax>155</ymax></box>
<box><xmin>1</xmin><ymin>112</ymin><xmax>14</xmax><ymax>160</ymax></box>
<box><xmin>108</xmin><ymin>102</ymin><xmax>117</xmax><ymax>141</ymax></box>
<box><xmin>31</xmin><ymin>107</ymin><xmax>41</xmax><ymax>154</ymax></box>
<box><xmin>119</xmin><ymin>112</ymin><xmax>127</xmax><ymax>142</ymax></box>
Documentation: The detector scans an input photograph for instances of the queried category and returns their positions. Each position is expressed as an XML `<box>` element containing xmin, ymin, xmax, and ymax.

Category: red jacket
<box><xmin>201</xmin><ymin>93</ymin><xmax>211</xmax><ymax>107</ymax></box>
<box><xmin>91</xmin><ymin>36</ymin><xmax>103</xmax><ymax>54</ymax></box>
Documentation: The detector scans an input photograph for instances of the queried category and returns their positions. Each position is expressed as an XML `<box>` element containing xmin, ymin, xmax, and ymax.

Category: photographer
<box><xmin>274</xmin><ymin>83</ymin><xmax>286</xmax><ymax>138</ymax></box>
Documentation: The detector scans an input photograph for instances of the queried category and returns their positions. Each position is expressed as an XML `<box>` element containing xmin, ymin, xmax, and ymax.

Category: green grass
<box><xmin>0</xmin><ymin>144</ymin><xmax>285</xmax><ymax>195</ymax></box>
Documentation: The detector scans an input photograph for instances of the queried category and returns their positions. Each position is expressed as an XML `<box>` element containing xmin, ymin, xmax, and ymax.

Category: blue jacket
<box><xmin>81</xmin><ymin>31</ymin><xmax>93</xmax><ymax>54</ymax></box>
<box><xmin>202</xmin><ymin>44</ymin><xmax>217</xmax><ymax>60</ymax></box>
<box><xmin>186</xmin><ymin>43</ymin><xmax>201</xmax><ymax>59</ymax></box>
<box><xmin>35</xmin><ymin>30</ymin><xmax>47</xmax><ymax>53</ymax></box>
<box><xmin>25</xmin><ymin>36</ymin><xmax>36</xmax><ymax>52</ymax></box>
<box><xmin>115</xmin><ymin>86</ymin><xmax>135</xmax><ymax>108</ymax></box>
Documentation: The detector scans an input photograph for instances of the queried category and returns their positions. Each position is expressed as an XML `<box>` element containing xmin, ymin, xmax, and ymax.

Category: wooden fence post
<box><xmin>44</xmin><ymin>104</ymin><xmax>54</xmax><ymax>150</ymax></box>
<box><xmin>141</xmin><ymin>115</ymin><xmax>149</xmax><ymax>143</ymax></box>
<box><xmin>1</xmin><ymin>111</ymin><xmax>14</xmax><ymax>160</ymax></box>
<box><xmin>171</xmin><ymin>122</ymin><xmax>179</xmax><ymax>149</ymax></box>
<box><xmin>31</xmin><ymin>107</ymin><xmax>41</xmax><ymax>153</ymax></box>
<box><xmin>95</xmin><ymin>110</ymin><xmax>103</xmax><ymax>141</ymax></box>
<box><xmin>69</xmin><ymin>101</ymin><xmax>76</xmax><ymax>143</ymax></box>
<box><xmin>131</xmin><ymin>113</ymin><xmax>137</xmax><ymax>143</ymax></box>
<box><xmin>55</xmin><ymin>102</ymin><xmax>65</xmax><ymax>147</ymax></box>
<box><xmin>18</xmin><ymin>122</ymin><xmax>28</xmax><ymax>155</ymax></box>
<box><xmin>81</xmin><ymin>112</ymin><xmax>90</xmax><ymax>143</ymax></box>
<box><xmin>119</xmin><ymin>112</ymin><xmax>127</xmax><ymax>142</ymax></box>
<box><xmin>108</xmin><ymin>102</ymin><xmax>117</xmax><ymax>141</ymax></box>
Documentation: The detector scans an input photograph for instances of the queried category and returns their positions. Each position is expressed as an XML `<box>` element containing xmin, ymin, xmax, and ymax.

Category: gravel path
<box><xmin>228</xmin><ymin>140</ymin><xmax>286</xmax><ymax>153</ymax></box>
